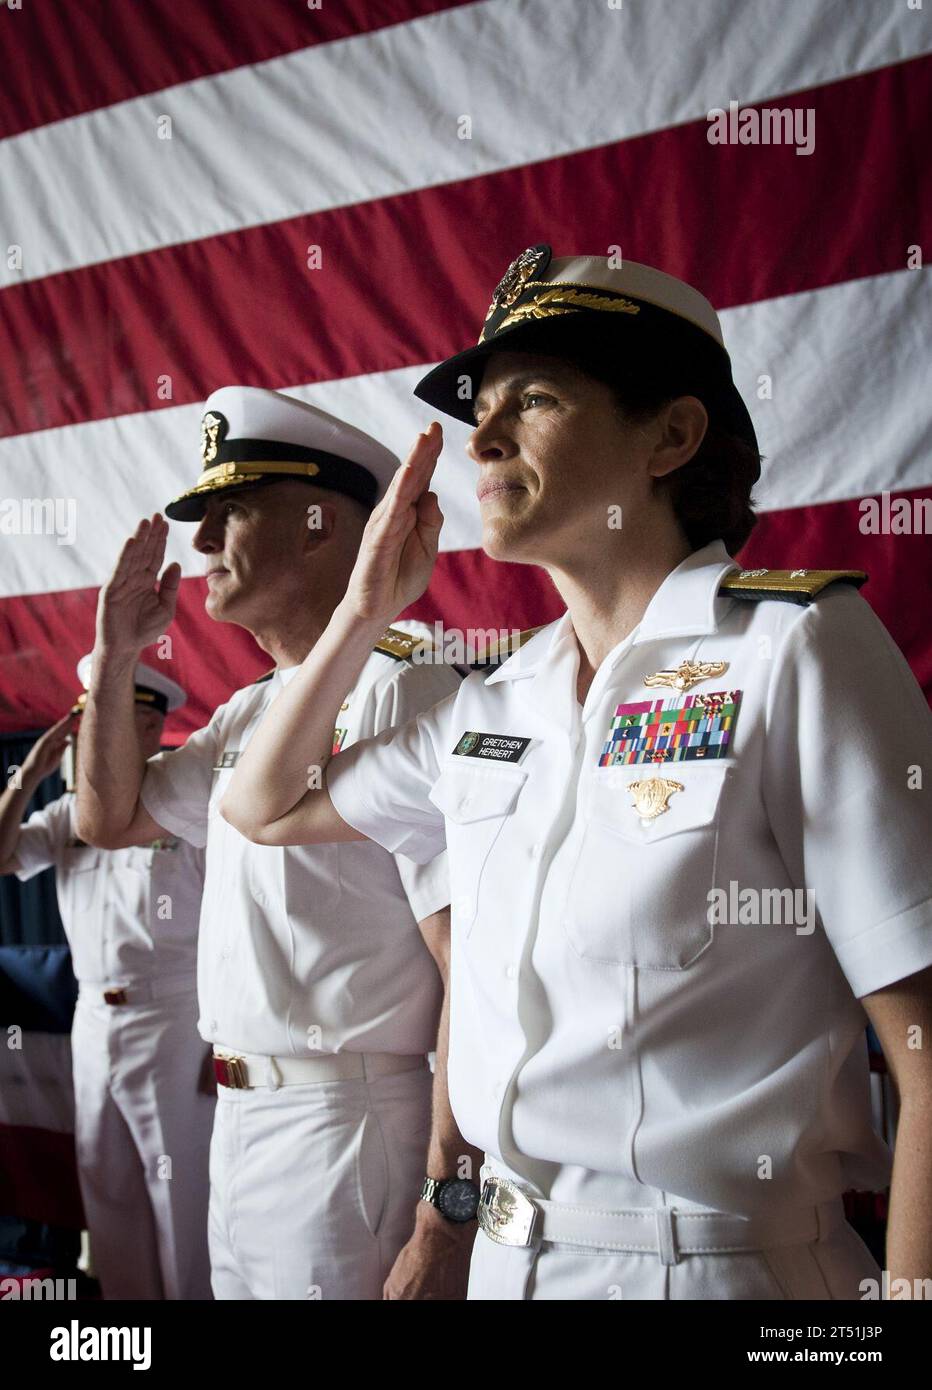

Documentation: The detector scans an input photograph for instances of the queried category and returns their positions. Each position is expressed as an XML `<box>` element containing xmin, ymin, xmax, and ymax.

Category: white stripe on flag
<box><xmin>0</xmin><ymin>0</ymin><xmax>927</xmax><ymax>285</ymax></box>
<box><xmin>0</xmin><ymin>268</ymin><xmax>928</xmax><ymax>599</ymax></box>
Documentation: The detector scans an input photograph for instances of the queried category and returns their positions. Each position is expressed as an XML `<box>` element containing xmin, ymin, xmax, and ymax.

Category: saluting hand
<box><xmin>96</xmin><ymin>514</ymin><xmax>181</xmax><ymax>656</ymax></box>
<box><xmin>21</xmin><ymin>713</ymin><xmax>77</xmax><ymax>783</ymax></box>
<box><xmin>343</xmin><ymin>423</ymin><xmax>444</xmax><ymax>623</ymax></box>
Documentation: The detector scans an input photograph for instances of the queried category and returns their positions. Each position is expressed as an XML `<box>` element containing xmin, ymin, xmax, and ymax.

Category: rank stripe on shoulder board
<box><xmin>466</xmin><ymin>626</ymin><xmax>546</xmax><ymax>671</ymax></box>
<box><xmin>374</xmin><ymin>626</ymin><xmax>432</xmax><ymax>662</ymax></box>
<box><xmin>720</xmin><ymin>568</ymin><xmax>866</xmax><ymax>605</ymax></box>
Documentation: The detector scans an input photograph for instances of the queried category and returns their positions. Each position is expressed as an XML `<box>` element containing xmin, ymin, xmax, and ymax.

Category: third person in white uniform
<box><xmin>0</xmin><ymin>660</ymin><xmax>210</xmax><ymax>1300</ymax></box>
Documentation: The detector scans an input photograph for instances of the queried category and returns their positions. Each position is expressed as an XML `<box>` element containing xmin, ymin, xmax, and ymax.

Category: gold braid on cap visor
<box><xmin>480</xmin><ymin>285</ymin><xmax>642</xmax><ymax>341</ymax></box>
<box><xmin>192</xmin><ymin>459</ymin><xmax>321</xmax><ymax>493</ymax></box>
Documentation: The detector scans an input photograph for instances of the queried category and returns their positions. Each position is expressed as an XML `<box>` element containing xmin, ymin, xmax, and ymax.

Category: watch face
<box><xmin>438</xmin><ymin>1179</ymin><xmax>480</xmax><ymax>1223</ymax></box>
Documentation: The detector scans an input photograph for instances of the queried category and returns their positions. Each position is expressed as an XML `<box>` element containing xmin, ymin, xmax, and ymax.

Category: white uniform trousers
<box><xmin>208</xmin><ymin>1063</ymin><xmax>431</xmax><ymax>1299</ymax></box>
<box><xmin>467</xmin><ymin>1163</ymin><xmax>881</xmax><ymax>1301</ymax></box>
<box><xmin>71</xmin><ymin>987</ymin><xmax>214</xmax><ymax>1299</ymax></box>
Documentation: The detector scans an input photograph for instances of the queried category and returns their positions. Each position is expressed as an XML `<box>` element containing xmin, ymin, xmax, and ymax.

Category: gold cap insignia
<box><xmin>200</xmin><ymin>411</ymin><xmax>228</xmax><ymax>467</ymax></box>
<box><xmin>628</xmin><ymin>777</ymin><xmax>684</xmax><ymax>822</ymax></box>
<box><xmin>644</xmin><ymin>659</ymin><xmax>729</xmax><ymax>693</ymax></box>
<box><xmin>486</xmin><ymin>244</ymin><xmax>552</xmax><ymax>319</ymax></box>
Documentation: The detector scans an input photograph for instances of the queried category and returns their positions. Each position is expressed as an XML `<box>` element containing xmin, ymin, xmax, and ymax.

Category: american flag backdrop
<box><xmin>1</xmin><ymin>0</ymin><xmax>930</xmax><ymax>742</ymax></box>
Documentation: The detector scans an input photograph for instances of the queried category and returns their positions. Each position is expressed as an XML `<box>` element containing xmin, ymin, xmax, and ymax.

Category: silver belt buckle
<box><xmin>478</xmin><ymin>1177</ymin><xmax>538</xmax><ymax>1247</ymax></box>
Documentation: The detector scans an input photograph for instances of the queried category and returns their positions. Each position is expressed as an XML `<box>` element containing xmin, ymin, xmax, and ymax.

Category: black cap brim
<box><xmin>414</xmin><ymin>314</ymin><xmax>759</xmax><ymax>460</ymax></box>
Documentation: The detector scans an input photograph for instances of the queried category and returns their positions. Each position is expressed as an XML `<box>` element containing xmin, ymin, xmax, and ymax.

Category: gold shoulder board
<box><xmin>252</xmin><ymin>668</ymin><xmax>276</xmax><ymax>684</ymax></box>
<box><xmin>468</xmin><ymin>625</ymin><xmax>546</xmax><ymax>671</ymax></box>
<box><xmin>374</xmin><ymin>626</ymin><xmax>432</xmax><ymax>663</ymax></box>
<box><xmin>719</xmin><ymin>568</ymin><xmax>867</xmax><ymax>606</ymax></box>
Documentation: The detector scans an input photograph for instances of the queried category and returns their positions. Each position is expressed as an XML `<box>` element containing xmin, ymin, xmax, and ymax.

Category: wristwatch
<box><xmin>420</xmin><ymin>1175</ymin><xmax>480</xmax><ymax>1223</ymax></box>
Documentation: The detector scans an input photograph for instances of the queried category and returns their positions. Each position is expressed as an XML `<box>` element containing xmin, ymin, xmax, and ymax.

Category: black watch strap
<box><xmin>420</xmin><ymin>1175</ymin><xmax>480</xmax><ymax>1223</ymax></box>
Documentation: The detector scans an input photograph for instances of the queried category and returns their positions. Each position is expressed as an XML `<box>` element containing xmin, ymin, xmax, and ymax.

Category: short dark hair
<box><xmin>569</xmin><ymin>354</ymin><xmax>761</xmax><ymax>556</ymax></box>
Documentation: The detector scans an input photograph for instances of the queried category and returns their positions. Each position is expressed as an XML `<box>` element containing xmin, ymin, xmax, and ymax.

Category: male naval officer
<box><xmin>221</xmin><ymin>247</ymin><xmax>932</xmax><ymax>1301</ymax></box>
<box><xmin>0</xmin><ymin>659</ymin><xmax>210</xmax><ymax>1300</ymax></box>
<box><xmin>75</xmin><ymin>388</ymin><xmax>476</xmax><ymax>1301</ymax></box>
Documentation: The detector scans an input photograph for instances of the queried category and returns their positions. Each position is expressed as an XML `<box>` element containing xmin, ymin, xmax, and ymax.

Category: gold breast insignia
<box><xmin>628</xmin><ymin>777</ymin><xmax>684</xmax><ymax>822</ymax></box>
<box><xmin>644</xmin><ymin>659</ymin><xmax>729</xmax><ymax>693</ymax></box>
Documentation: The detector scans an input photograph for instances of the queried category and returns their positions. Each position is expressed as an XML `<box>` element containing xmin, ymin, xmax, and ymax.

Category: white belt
<box><xmin>478</xmin><ymin>1176</ymin><xmax>846</xmax><ymax>1265</ymax></box>
<box><xmin>212</xmin><ymin>1046</ymin><xmax>428</xmax><ymax>1089</ymax></box>
<box><xmin>79</xmin><ymin>974</ymin><xmax>197</xmax><ymax>1006</ymax></box>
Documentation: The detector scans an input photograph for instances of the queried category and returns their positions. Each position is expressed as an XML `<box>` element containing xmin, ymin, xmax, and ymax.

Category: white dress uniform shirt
<box><xmin>15</xmin><ymin>790</ymin><xmax>211</xmax><ymax>1299</ymax></box>
<box><xmin>15</xmin><ymin>793</ymin><xmax>204</xmax><ymax>983</ymax></box>
<box><xmin>327</xmin><ymin>540</ymin><xmax>932</xmax><ymax>1223</ymax></box>
<box><xmin>140</xmin><ymin>649</ymin><xmax>458</xmax><ymax>1058</ymax></box>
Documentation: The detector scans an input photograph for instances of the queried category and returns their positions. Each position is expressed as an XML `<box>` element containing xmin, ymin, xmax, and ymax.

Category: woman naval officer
<box><xmin>219</xmin><ymin>246</ymin><xmax>932</xmax><ymax>1301</ymax></box>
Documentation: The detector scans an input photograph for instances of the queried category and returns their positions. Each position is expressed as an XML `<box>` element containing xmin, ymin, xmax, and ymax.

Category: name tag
<box><xmin>213</xmin><ymin>750</ymin><xmax>240</xmax><ymax>771</ymax></box>
<box><xmin>452</xmin><ymin>731</ymin><xmax>531</xmax><ymax>764</ymax></box>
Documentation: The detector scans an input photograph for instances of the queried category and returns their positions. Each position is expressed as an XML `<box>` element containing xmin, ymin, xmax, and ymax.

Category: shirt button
<box><xmin>505</xmin><ymin>964</ymin><xmax>518</xmax><ymax>980</ymax></box>
<box><xmin>529</xmin><ymin>842</ymin><xmax>544</xmax><ymax>859</ymax></box>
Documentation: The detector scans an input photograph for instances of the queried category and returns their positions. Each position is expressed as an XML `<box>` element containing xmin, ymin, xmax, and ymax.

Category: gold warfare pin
<box><xmin>627</xmin><ymin>778</ymin><xmax>684</xmax><ymax>823</ymax></box>
<box><xmin>644</xmin><ymin>659</ymin><xmax>729</xmax><ymax>693</ymax></box>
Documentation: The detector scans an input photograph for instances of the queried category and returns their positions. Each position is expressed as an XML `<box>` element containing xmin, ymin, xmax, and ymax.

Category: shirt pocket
<box><xmin>562</xmin><ymin>763</ymin><xmax>731</xmax><ymax>969</ymax></box>
<box><xmin>117</xmin><ymin>846</ymin><xmax>155</xmax><ymax>923</ymax></box>
<box><xmin>428</xmin><ymin>760</ymin><xmax>527</xmax><ymax>938</ymax></box>
<box><xmin>59</xmin><ymin>847</ymin><xmax>102</xmax><ymax>914</ymax></box>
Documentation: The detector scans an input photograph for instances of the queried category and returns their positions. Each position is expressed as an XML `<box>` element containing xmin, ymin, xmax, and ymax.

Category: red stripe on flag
<box><xmin>2</xmin><ymin>56</ymin><xmax>930</xmax><ymax>438</ymax></box>
<box><xmin>1</xmin><ymin>490</ymin><xmax>930</xmax><ymax>738</ymax></box>
<box><xmin>0</xmin><ymin>579</ymin><xmax>268</xmax><ymax>739</ymax></box>
<box><xmin>0</xmin><ymin>1122</ymin><xmax>84</xmax><ymax>1229</ymax></box>
<box><xmin>0</xmin><ymin>0</ymin><xmax>476</xmax><ymax>139</ymax></box>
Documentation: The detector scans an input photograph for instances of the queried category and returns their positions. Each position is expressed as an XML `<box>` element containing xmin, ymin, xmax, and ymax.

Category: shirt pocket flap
<box><xmin>588</xmin><ymin>763</ymin><xmax>731</xmax><ymax>844</ymax></box>
<box><xmin>428</xmin><ymin>761</ymin><xmax>527</xmax><ymax>824</ymax></box>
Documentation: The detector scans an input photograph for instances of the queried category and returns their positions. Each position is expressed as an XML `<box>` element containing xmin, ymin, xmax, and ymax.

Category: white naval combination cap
<box><xmin>74</xmin><ymin>653</ymin><xmax>187</xmax><ymax>716</ymax></box>
<box><xmin>164</xmin><ymin>386</ymin><xmax>402</xmax><ymax>521</ymax></box>
<box><xmin>414</xmin><ymin>243</ymin><xmax>759</xmax><ymax>464</ymax></box>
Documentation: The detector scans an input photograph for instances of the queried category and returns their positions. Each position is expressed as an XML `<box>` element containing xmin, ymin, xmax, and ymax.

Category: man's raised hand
<box><xmin>96</xmin><ymin>515</ymin><xmax>182</xmax><ymax>656</ymax></box>
<box><xmin>344</xmin><ymin>423</ymin><xmax>444</xmax><ymax>623</ymax></box>
<box><xmin>21</xmin><ymin>713</ymin><xmax>76</xmax><ymax>783</ymax></box>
